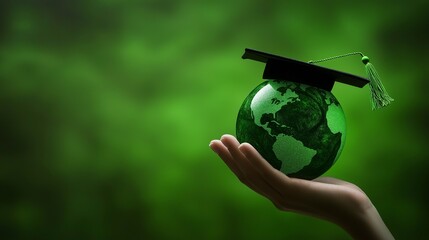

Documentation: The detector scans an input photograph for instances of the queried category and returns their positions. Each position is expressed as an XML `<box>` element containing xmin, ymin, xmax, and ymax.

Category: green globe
<box><xmin>236</xmin><ymin>80</ymin><xmax>346</xmax><ymax>180</ymax></box>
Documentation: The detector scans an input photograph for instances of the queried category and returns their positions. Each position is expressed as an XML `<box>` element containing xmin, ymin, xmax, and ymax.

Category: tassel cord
<box><xmin>308</xmin><ymin>52</ymin><xmax>363</xmax><ymax>64</ymax></box>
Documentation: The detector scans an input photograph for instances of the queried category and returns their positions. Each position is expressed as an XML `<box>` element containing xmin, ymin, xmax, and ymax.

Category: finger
<box><xmin>210</xmin><ymin>140</ymin><xmax>246</xmax><ymax>181</ymax></box>
<box><xmin>238</xmin><ymin>142</ymin><xmax>331</xmax><ymax>210</ymax></box>
<box><xmin>220</xmin><ymin>135</ymin><xmax>269</xmax><ymax>180</ymax></box>
<box><xmin>220</xmin><ymin>134</ymin><xmax>248</xmax><ymax>166</ymax></box>
<box><xmin>210</xmin><ymin>139</ymin><xmax>270</xmax><ymax>197</ymax></box>
<box><xmin>219</xmin><ymin>135</ymin><xmax>284</xmax><ymax>202</ymax></box>
<box><xmin>238</xmin><ymin>142</ymin><xmax>290</xmax><ymax>188</ymax></box>
<box><xmin>238</xmin><ymin>142</ymin><xmax>334</xmax><ymax>196</ymax></box>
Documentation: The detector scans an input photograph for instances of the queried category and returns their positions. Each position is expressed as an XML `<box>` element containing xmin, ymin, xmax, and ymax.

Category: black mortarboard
<box><xmin>242</xmin><ymin>48</ymin><xmax>369</xmax><ymax>92</ymax></box>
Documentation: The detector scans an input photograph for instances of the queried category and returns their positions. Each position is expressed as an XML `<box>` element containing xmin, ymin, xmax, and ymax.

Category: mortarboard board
<box><xmin>242</xmin><ymin>48</ymin><xmax>393</xmax><ymax>109</ymax></box>
<box><xmin>242</xmin><ymin>48</ymin><xmax>369</xmax><ymax>92</ymax></box>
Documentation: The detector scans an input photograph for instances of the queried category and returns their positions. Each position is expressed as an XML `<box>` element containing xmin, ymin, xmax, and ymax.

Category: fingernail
<box><xmin>209</xmin><ymin>142</ymin><xmax>219</xmax><ymax>155</ymax></box>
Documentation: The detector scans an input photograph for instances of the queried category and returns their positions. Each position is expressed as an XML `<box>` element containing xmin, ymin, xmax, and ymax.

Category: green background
<box><xmin>1</xmin><ymin>1</ymin><xmax>428</xmax><ymax>239</ymax></box>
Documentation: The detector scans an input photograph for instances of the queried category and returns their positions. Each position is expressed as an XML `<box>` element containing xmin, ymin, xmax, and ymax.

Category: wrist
<box><xmin>340</xmin><ymin>204</ymin><xmax>394</xmax><ymax>240</ymax></box>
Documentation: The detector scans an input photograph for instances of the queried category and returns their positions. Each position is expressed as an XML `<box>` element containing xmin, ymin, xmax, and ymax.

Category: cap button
<box><xmin>362</xmin><ymin>56</ymin><xmax>370</xmax><ymax>64</ymax></box>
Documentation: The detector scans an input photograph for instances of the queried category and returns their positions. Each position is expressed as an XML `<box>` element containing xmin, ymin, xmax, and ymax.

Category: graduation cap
<box><xmin>242</xmin><ymin>48</ymin><xmax>394</xmax><ymax>110</ymax></box>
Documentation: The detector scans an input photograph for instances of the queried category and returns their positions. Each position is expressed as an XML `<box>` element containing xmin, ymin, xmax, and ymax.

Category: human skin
<box><xmin>209</xmin><ymin>134</ymin><xmax>394</xmax><ymax>240</ymax></box>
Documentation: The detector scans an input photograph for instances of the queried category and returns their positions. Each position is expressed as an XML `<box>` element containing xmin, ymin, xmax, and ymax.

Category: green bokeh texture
<box><xmin>1</xmin><ymin>1</ymin><xmax>428</xmax><ymax>239</ymax></box>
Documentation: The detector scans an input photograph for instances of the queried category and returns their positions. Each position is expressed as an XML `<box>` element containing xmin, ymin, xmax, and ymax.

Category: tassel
<box><xmin>361</xmin><ymin>56</ymin><xmax>394</xmax><ymax>110</ymax></box>
<box><xmin>308</xmin><ymin>52</ymin><xmax>394</xmax><ymax>110</ymax></box>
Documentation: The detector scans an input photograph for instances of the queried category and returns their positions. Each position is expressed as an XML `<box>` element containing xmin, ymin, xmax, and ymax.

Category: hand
<box><xmin>210</xmin><ymin>134</ymin><xmax>394</xmax><ymax>240</ymax></box>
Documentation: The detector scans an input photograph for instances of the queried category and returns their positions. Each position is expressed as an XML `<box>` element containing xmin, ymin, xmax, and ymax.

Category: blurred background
<box><xmin>1</xmin><ymin>0</ymin><xmax>428</xmax><ymax>239</ymax></box>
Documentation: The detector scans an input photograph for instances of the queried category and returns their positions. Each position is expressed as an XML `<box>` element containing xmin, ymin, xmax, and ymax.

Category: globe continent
<box><xmin>236</xmin><ymin>80</ymin><xmax>346</xmax><ymax>180</ymax></box>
